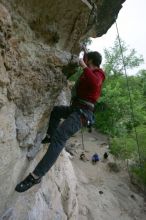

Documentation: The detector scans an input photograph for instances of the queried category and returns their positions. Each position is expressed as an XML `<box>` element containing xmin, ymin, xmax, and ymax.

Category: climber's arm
<box><xmin>79</xmin><ymin>45</ymin><xmax>88</xmax><ymax>68</ymax></box>
<box><xmin>79</xmin><ymin>45</ymin><xmax>88</xmax><ymax>64</ymax></box>
<box><xmin>79</xmin><ymin>59</ymin><xmax>96</xmax><ymax>83</ymax></box>
<box><xmin>79</xmin><ymin>58</ymin><xmax>87</xmax><ymax>69</ymax></box>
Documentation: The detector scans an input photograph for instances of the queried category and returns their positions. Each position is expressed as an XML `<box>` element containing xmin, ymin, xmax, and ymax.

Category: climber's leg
<box><xmin>42</xmin><ymin>106</ymin><xmax>71</xmax><ymax>143</ymax></box>
<box><xmin>34</xmin><ymin>111</ymin><xmax>82</xmax><ymax>177</ymax></box>
<box><xmin>15</xmin><ymin>110</ymin><xmax>84</xmax><ymax>192</ymax></box>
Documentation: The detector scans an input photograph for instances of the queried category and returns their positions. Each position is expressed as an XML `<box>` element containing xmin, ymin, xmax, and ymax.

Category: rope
<box><xmin>81</xmin><ymin>128</ymin><xmax>85</xmax><ymax>151</ymax></box>
<box><xmin>115</xmin><ymin>21</ymin><xmax>142</xmax><ymax>167</ymax></box>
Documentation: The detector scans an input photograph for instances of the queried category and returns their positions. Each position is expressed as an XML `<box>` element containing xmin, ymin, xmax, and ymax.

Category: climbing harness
<box><xmin>115</xmin><ymin>21</ymin><xmax>142</xmax><ymax>167</ymax></box>
<box><xmin>78</xmin><ymin>98</ymin><xmax>95</xmax><ymax>110</ymax></box>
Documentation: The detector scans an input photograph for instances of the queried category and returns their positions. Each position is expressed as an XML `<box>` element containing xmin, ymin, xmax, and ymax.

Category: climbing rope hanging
<box><xmin>115</xmin><ymin>20</ymin><xmax>142</xmax><ymax>167</ymax></box>
<box><xmin>81</xmin><ymin>128</ymin><xmax>85</xmax><ymax>151</ymax></box>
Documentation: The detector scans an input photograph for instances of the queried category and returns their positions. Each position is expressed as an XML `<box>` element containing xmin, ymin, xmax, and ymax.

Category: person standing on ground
<box><xmin>92</xmin><ymin>153</ymin><xmax>100</xmax><ymax>164</ymax></box>
<box><xmin>15</xmin><ymin>47</ymin><xmax>105</xmax><ymax>192</ymax></box>
<box><xmin>103</xmin><ymin>152</ymin><xmax>108</xmax><ymax>160</ymax></box>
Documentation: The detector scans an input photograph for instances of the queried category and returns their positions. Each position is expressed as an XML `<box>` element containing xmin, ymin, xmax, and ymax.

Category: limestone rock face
<box><xmin>0</xmin><ymin>0</ymin><xmax>125</xmax><ymax>219</ymax></box>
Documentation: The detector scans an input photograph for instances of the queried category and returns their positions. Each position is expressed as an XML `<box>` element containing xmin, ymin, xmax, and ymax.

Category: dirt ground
<box><xmin>67</xmin><ymin>130</ymin><xmax>146</xmax><ymax>220</ymax></box>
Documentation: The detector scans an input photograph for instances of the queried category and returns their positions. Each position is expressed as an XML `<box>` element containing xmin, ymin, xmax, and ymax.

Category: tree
<box><xmin>104</xmin><ymin>37</ymin><xmax>144</xmax><ymax>77</ymax></box>
<box><xmin>95</xmin><ymin>38</ymin><xmax>144</xmax><ymax>135</ymax></box>
<box><xmin>94</xmin><ymin>38</ymin><xmax>146</xmax><ymax>185</ymax></box>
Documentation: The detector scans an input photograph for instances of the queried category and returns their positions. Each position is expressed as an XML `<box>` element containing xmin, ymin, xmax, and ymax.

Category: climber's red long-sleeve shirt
<box><xmin>76</xmin><ymin>67</ymin><xmax>105</xmax><ymax>104</ymax></box>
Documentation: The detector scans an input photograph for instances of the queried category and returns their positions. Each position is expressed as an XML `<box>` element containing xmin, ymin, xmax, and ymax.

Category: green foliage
<box><xmin>94</xmin><ymin>38</ymin><xmax>146</xmax><ymax>185</ymax></box>
<box><xmin>104</xmin><ymin>37</ymin><xmax>144</xmax><ymax>76</ymax></box>
<box><xmin>95</xmin><ymin>38</ymin><xmax>145</xmax><ymax>134</ymax></box>
<box><xmin>131</xmin><ymin>165</ymin><xmax>146</xmax><ymax>185</ymax></box>
<box><xmin>110</xmin><ymin>125</ymin><xmax>146</xmax><ymax>160</ymax></box>
<box><xmin>110</xmin><ymin>136</ymin><xmax>136</xmax><ymax>160</ymax></box>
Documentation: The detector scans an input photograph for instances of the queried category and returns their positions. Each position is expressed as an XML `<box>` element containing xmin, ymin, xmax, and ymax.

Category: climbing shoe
<box><xmin>41</xmin><ymin>136</ymin><xmax>51</xmax><ymax>144</ymax></box>
<box><xmin>15</xmin><ymin>173</ymin><xmax>41</xmax><ymax>193</ymax></box>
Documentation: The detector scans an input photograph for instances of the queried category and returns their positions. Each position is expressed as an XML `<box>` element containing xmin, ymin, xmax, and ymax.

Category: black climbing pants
<box><xmin>33</xmin><ymin>105</ymin><xmax>94</xmax><ymax>177</ymax></box>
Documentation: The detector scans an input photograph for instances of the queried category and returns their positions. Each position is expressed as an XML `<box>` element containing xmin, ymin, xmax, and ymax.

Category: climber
<box><xmin>15</xmin><ymin>46</ymin><xmax>105</xmax><ymax>193</ymax></box>
<box><xmin>92</xmin><ymin>153</ymin><xmax>100</xmax><ymax>164</ymax></box>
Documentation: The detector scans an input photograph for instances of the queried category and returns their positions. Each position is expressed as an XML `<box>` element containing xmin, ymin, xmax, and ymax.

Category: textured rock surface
<box><xmin>0</xmin><ymin>0</ymin><xmax>125</xmax><ymax>219</ymax></box>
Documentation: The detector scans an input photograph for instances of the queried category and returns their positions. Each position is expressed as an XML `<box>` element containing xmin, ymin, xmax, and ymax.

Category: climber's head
<box><xmin>86</xmin><ymin>51</ymin><xmax>102</xmax><ymax>69</ymax></box>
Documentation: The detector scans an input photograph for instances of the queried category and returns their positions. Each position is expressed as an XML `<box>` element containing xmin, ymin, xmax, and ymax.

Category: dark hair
<box><xmin>87</xmin><ymin>51</ymin><xmax>102</xmax><ymax>67</ymax></box>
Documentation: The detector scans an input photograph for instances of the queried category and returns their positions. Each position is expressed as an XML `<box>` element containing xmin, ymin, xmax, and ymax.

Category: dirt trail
<box><xmin>67</xmin><ymin>130</ymin><xmax>146</xmax><ymax>220</ymax></box>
